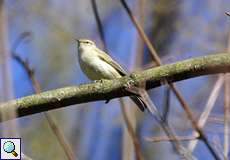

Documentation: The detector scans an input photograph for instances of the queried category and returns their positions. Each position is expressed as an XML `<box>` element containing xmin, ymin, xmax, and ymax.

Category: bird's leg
<box><xmin>93</xmin><ymin>79</ymin><xmax>111</xmax><ymax>103</ymax></box>
<box><xmin>93</xmin><ymin>79</ymin><xmax>104</xmax><ymax>83</ymax></box>
<box><xmin>105</xmin><ymin>99</ymin><xmax>110</xmax><ymax>104</ymax></box>
<box><xmin>124</xmin><ymin>79</ymin><xmax>147</xmax><ymax>97</ymax></box>
<box><xmin>93</xmin><ymin>79</ymin><xmax>111</xmax><ymax>84</ymax></box>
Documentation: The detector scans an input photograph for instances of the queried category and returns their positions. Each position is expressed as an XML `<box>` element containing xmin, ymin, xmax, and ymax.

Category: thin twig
<box><xmin>119</xmin><ymin>0</ymin><xmax>221</xmax><ymax>159</ymax></box>
<box><xmin>90</xmin><ymin>0</ymin><xmax>107</xmax><ymax>52</ymax></box>
<box><xmin>119</xmin><ymin>98</ymin><xmax>143</xmax><ymax>160</ymax></box>
<box><xmin>121</xmin><ymin>1</ymin><xmax>146</xmax><ymax>159</ymax></box>
<box><xmin>208</xmin><ymin>115</ymin><xmax>225</xmax><ymax>124</ymax></box>
<box><xmin>120</xmin><ymin>0</ymin><xmax>161</xmax><ymax>65</ymax></box>
<box><xmin>1</xmin><ymin>54</ymin><xmax>230</xmax><ymax>121</ymax></box>
<box><xmin>223</xmin><ymin>31</ymin><xmax>230</xmax><ymax>159</ymax></box>
<box><xmin>0</xmin><ymin>0</ymin><xmax>18</xmax><ymax>137</ymax></box>
<box><xmin>187</xmin><ymin>76</ymin><xmax>224</xmax><ymax>151</ymax></box>
<box><xmin>133</xmin><ymin>0</ymin><xmax>145</xmax><ymax>68</ymax></box>
<box><xmin>12</xmin><ymin>53</ymin><xmax>76</xmax><ymax>160</ymax></box>
<box><xmin>12</xmin><ymin>31</ymin><xmax>31</xmax><ymax>52</ymax></box>
<box><xmin>145</xmin><ymin>135</ymin><xmax>199</xmax><ymax>143</ymax></box>
<box><xmin>90</xmin><ymin>2</ymin><xmax>143</xmax><ymax>159</ymax></box>
<box><xmin>224</xmin><ymin>74</ymin><xmax>229</xmax><ymax>159</ymax></box>
<box><xmin>10</xmin><ymin>30</ymin><xmax>33</xmax><ymax>160</ymax></box>
<box><xmin>212</xmin><ymin>136</ymin><xmax>226</xmax><ymax>160</ymax></box>
<box><xmin>139</xmin><ymin>89</ymin><xmax>194</xmax><ymax>159</ymax></box>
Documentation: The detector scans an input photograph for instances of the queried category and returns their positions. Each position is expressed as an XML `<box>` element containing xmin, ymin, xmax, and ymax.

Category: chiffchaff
<box><xmin>77</xmin><ymin>39</ymin><xmax>146</xmax><ymax>111</ymax></box>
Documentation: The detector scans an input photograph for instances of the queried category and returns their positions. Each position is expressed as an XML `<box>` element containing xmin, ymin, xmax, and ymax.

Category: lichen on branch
<box><xmin>0</xmin><ymin>53</ymin><xmax>230</xmax><ymax>121</ymax></box>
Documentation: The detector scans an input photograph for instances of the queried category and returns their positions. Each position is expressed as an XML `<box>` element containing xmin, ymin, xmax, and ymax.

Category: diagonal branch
<box><xmin>90</xmin><ymin>0</ymin><xmax>107</xmax><ymax>52</ymax></box>
<box><xmin>146</xmin><ymin>135</ymin><xmax>199</xmax><ymax>143</ymax></box>
<box><xmin>90</xmin><ymin>2</ymin><xmax>143</xmax><ymax>159</ymax></box>
<box><xmin>119</xmin><ymin>98</ymin><xmax>143</xmax><ymax>160</ymax></box>
<box><xmin>119</xmin><ymin>1</ymin><xmax>223</xmax><ymax>159</ymax></box>
<box><xmin>12</xmin><ymin>52</ymin><xmax>76</xmax><ymax>160</ymax></box>
<box><xmin>187</xmin><ymin>75</ymin><xmax>224</xmax><ymax>151</ymax></box>
<box><xmin>223</xmin><ymin>30</ymin><xmax>230</xmax><ymax>159</ymax></box>
<box><xmin>0</xmin><ymin>53</ymin><xmax>230</xmax><ymax>122</ymax></box>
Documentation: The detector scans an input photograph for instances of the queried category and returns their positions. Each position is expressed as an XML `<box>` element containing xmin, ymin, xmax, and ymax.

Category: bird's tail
<box><xmin>130</xmin><ymin>96</ymin><xmax>147</xmax><ymax>112</ymax></box>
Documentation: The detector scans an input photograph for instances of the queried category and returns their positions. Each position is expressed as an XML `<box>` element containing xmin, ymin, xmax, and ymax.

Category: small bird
<box><xmin>77</xmin><ymin>39</ymin><xmax>147</xmax><ymax>111</ymax></box>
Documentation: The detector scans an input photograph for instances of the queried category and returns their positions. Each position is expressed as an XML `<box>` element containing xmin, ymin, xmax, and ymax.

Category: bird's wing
<box><xmin>96</xmin><ymin>49</ymin><xmax>127</xmax><ymax>76</ymax></box>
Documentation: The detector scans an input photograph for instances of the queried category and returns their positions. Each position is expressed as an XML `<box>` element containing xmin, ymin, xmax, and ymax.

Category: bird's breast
<box><xmin>79</xmin><ymin>54</ymin><xmax>121</xmax><ymax>80</ymax></box>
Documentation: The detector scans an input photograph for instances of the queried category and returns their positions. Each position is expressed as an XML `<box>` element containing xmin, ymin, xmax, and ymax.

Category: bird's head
<box><xmin>76</xmin><ymin>39</ymin><xmax>95</xmax><ymax>48</ymax></box>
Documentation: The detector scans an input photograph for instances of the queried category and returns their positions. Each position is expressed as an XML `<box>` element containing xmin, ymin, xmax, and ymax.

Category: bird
<box><xmin>76</xmin><ymin>39</ymin><xmax>147</xmax><ymax>111</ymax></box>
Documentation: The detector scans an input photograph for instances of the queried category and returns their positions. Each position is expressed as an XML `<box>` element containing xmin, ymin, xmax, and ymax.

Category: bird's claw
<box><xmin>124</xmin><ymin>84</ymin><xmax>141</xmax><ymax>97</ymax></box>
<box><xmin>94</xmin><ymin>79</ymin><xmax>103</xmax><ymax>83</ymax></box>
<box><xmin>94</xmin><ymin>79</ymin><xmax>108</xmax><ymax>83</ymax></box>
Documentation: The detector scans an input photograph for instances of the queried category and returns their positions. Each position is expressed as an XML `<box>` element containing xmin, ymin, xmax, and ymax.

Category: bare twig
<box><xmin>208</xmin><ymin>115</ymin><xmax>225</xmax><ymax>124</ymax></box>
<box><xmin>223</xmin><ymin>31</ymin><xmax>230</xmax><ymax>159</ymax></box>
<box><xmin>1</xmin><ymin>53</ymin><xmax>230</xmax><ymax>121</ymax></box>
<box><xmin>121</xmin><ymin>1</ymin><xmax>146</xmax><ymax>159</ymax></box>
<box><xmin>187</xmin><ymin>76</ymin><xmax>224</xmax><ymax>151</ymax></box>
<box><xmin>139</xmin><ymin>89</ymin><xmax>194</xmax><ymax>159</ymax></box>
<box><xmin>12</xmin><ymin>31</ymin><xmax>31</xmax><ymax>52</ymax></box>
<box><xmin>224</xmin><ymin>74</ymin><xmax>229</xmax><ymax>159</ymax></box>
<box><xmin>129</xmin><ymin>82</ymin><xmax>193</xmax><ymax>158</ymax></box>
<box><xmin>212</xmin><ymin>136</ymin><xmax>226</xmax><ymax>160</ymax></box>
<box><xmin>133</xmin><ymin>0</ymin><xmax>145</xmax><ymax>68</ymax></box>
<box><xmin>13</xmin><ymin>53</ymin><xmax>76</xmax><ymax>160</ymax></box>
<box><xmin>90</xmin><ymin>0</ymin><xmax>107</xmax><ymax>52</ymax></box>
<box><xmin>145</xmin><ymin>135</ymin><xmax>199</xmax><ymax>143</ymax></box>
<box><xmin>90</xmin><ymin>2</ymin><xmax>143</xmax><ymax>159</ymax></box>
<box><xmin>120</xmin><ymin>0</ymin><xmax>161</xmax><ymax>65</ymax></box>
<box><xmin>0</xmin><ymin>0</ymin><xmax>13</xmax><ymax>101</ymax></box>
<box><xmin>12</xmin><ymin>50</ymin><xmax>76</xmax><ymax>160</ymax></box>
<box><xmin>0</xmin><ymin>0</ymin><xmax>18</xmax><ymax>137</ymax></box>
<box><xmin>119</xmin><ymin>98</ymin><xmax>143</xmax><ymax>160</ymax></box>
<box><xmin>119</xmin><ymin>0</ymin><xmax>221</xmax><ymax>159</ymax></box>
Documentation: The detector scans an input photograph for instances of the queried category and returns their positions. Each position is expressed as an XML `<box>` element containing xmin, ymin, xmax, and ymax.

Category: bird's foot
<box><xmin>124</xmin><ymin>84</ymin><xmax>142</xmax><ymax>97</ymax></box>
<box><xmin>94</xmin><ymin>79</ymin><xmax>108</xmax><ymax>83</ymax></box>
<box><xmin>94</xmin><ymin>79</ymin><xmax>102</xmax><ymax>83</ymax></box>
<box><xmin>124</xmin><ymin>80</ymin><xmax>146</xmax><ymax>97</ymax></box>
<box><xmin>105</xmin><ymin>99</ymin><xmax>110</xmax><ymax>104</ymax></box>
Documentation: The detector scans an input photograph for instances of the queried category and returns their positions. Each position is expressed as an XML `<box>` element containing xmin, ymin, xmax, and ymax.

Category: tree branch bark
<box><xmin>1</xmin><ymin>53</ymin><xmax>230</xmax><ymax>121</ymax></box>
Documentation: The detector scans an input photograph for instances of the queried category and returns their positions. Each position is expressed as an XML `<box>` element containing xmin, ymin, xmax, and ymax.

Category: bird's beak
<box><xmin>75</xmin><ymin>38</ymin><xmax>79</xmax><ymax>43</ymax></box>
<box><xmin>74</xmin><ymin>39</ymin><xmax>80</xmax><ymax>46</ymax></box>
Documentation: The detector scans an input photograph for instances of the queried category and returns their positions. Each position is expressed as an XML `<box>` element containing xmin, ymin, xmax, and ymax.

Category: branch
<box><xmin>145</xmin><ymin>135</ymin><xmax>199</xmax><ymax>143</ymax></box>
<box><xmin>12</xmin><ymin>52</ymin><xmax>76</xmax><ymax>160</ymax></box>
<box><xmin>119</xmin><ymin>98</ymin><xmax>143</xmax><ymax>160</ymax></box>
<box><xmin>90</xmin><ymin>0</ymin><xmax>107</xmax><ymax>52</ymax></box>
<box><xmin>223</xmin><ymin>30</ymin><xmax>230</xmax><ymax>159</ymax></box>
<box><xmin>1</xmin><ymin>53</ymin><xmax>230</xmax><ymax>121</ymax></box>
<box><xmin>187</xmin><ymin>75</ymin><xmax>224</xmax><ymax>151</ymax></box>
<box><xmin>119</xmin><ymin>1</ymin><xmax>222</xmax><ymax>159</ymax></box>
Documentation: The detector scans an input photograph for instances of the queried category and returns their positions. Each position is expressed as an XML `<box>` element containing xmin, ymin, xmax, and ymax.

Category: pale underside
<box><xmin>78</xmin><ymin>45</ymin><xmax>146</xmax><ymax>111</ymax></box>
<box><xmin>79</xmin><ymin>56</ymin><xmax>122</xmax><ymax>80</ymax></box>
<box><xmin>79</xmin><ymin>46</ymin><xmax>125</xmax><ymax>80</ymax></box>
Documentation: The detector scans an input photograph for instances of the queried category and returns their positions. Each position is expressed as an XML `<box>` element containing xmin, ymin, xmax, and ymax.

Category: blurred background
<box><xmin>0</xmin><ymin>0</ymin><xmax>230</xmax><ymax>159</ymax></box>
